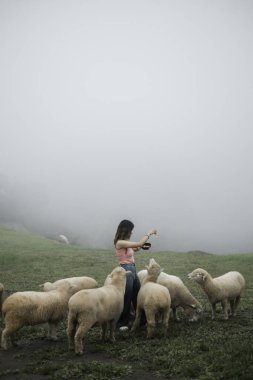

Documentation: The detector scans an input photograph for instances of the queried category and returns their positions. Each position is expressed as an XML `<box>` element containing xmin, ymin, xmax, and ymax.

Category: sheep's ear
<box><xmin>202</xmin><ymin>274</ymin><xmax>207</xmax><ymax>281</ymax></box>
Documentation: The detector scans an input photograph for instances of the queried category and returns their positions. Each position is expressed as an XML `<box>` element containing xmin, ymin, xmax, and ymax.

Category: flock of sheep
<box><xmin>0</xmin><ymin>258</ymin><xmax>245</xmax><ymax>355</ymax></box>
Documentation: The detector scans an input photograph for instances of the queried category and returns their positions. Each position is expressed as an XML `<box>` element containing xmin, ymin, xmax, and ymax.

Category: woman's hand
<box><xmin>147</xmin><ymin>228</ymin><xmax>157</xmax><ymax>236</ymax></box>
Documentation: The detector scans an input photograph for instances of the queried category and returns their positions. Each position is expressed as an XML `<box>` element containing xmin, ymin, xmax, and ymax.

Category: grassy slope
<box><xmin>0</xmin><ymin>225</ymin><xmax>253</xmax><ymax>379</ymax></box>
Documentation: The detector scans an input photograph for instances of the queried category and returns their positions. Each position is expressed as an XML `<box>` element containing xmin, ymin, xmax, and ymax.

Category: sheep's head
<box><xmin>184</xmin><ymin>303</ymin><xmax>203</xmax><ymax>322</ymax></box>
<box><xmin>188</xmin><ymin>268</ymin><xmax>208</xmax><ymax>284</ymax></box>
<box><xmin>46</xmin><ymin>281</ymin><xmax>78</xmax><ymax>296</ymax></box>
<box><xmin>109</xmin><ymin>266</ymin><xmax>131</xmax><ymax>282</ymax></box>
<box><xmin>146</xmin><ymin>258</ymin><xmax>161</xmax><ymax>279</ymax></box>
<box><xmin>110</xmin><ymin>266</ymin><xmax>126</xmax><ymax>276</ymax></box>
<box><xmin>39</xmin><ymin>282</ymin><xmax>54</xmax><ymax>291</ymax></box>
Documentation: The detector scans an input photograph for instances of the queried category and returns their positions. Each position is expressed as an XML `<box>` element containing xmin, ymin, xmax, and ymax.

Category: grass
<box><xmin>0</xmin><ymin>224</ymin><xmax>253</xmax><ymax>379</ymax></box>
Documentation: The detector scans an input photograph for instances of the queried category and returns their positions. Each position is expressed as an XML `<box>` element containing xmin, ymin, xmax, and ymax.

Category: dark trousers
<box><xmin>118</xmin><ymin>263</ymin><xmax>146</xmax><ymax>326</ymax></box>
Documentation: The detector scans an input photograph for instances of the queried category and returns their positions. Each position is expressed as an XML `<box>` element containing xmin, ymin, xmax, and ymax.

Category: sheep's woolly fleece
<box><xmin>188</xmin><ymin>268</ymin><xmax>245</xmax><ymax>320</ymax></box>
<box><xmin>1</xmin><ymin>282</ymin><xmax>76</xmax><ymax>350</ymax></box>
<box><xmin>67</xmin><ymin>266</ymin><xmax>131</xmax><ymax>355</ymax></box>
<box><xmin>132</xmin><ymin>258</ymin><xmax>171</xmax><ymax>338</ymax></box>
<box><xmin>40</xmin><ymin>276</ymin><xmax>98</xmax><ymax>292</ymax></box>
<box><xmin>138</xmin><ymin>269</ymin><xmax>202</xmax><ymax>322</ymax></box>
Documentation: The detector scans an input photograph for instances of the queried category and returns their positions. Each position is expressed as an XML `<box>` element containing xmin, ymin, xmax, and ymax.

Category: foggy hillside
<box><xmin>1</xmin><ymin>1</ymin><xmax>253</xmax><ymax>254</ymax></box>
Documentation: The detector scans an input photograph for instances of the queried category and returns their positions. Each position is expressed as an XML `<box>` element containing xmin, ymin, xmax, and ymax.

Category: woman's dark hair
<box><xmin>114</xmin><ymin>219</ymin><xmax>134</xmax><ymax>245</ymax></box>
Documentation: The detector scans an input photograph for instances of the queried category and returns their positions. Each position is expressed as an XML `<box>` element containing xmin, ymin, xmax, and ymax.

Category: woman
<box><xmin>114</xmin><ymin>219</ymin><xmax>157</xmax><ymax>331</ymax></box>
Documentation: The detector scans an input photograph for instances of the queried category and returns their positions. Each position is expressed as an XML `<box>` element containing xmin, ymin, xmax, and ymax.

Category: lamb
<box><xmin>132</xmin><ymin>258</ymin><xmax>171</xmax><ymax>338</ymax></box>
<box><xmin>0</xmin><ymin>282</ymin><xmax>4</xmax><ymax>314</ymax></box>
<box><xmin>138</xmin><ymin>270</ymin><xmax>202</xmax><ymax>322</ymax></box>
<box><xmin>39</xmin><ymin>276</ymin><xmax>98</xmax><ymax>292</ymax></box>
<box><xmin>188</xmin><ymin>268</ymin><xmax>245</xmax><ymax>320</ymax></box>
<box><xmin>58</xmin><ymin>234</ymin><xmax>69</xmax><ymax>244</ymax></box>
<box><xmin>1</xmin><ymin>282</ymin><xmax>76</xmax><ymax>350</ymax></box>
<box><xmin>67</xmin><ymin>266</ymin><xmax>131</xmax><ymax>355</ymax></box>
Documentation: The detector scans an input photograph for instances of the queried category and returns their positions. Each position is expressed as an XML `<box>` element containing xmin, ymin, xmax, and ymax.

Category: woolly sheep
<box><xmin>188</xmin><ymin>268</ymin><xmax>245</xmax><ymax>320</ymax></box>
<box><xmin>132</xmin><ymin>258</ymin><xmax>171</xmax><ymax>338</ymax></box>
<box><xmin>39</xmin><ymin>276</ymin><xmax>98</xmax><ymax>292</ymax></box>
<box><xmin>138</xmin><ymin>270</ymin><xmax>202</xmax><ymax>322</ymax></box>
<box><xmin>67</xmin><ymin>266</ymin><xmax>131</xmax><ymax>355</ymax></box>
<box><xmin>58</xmin><ymin>234</ymin><xmax>69</xmax><ymax>244</ymax></box>
<box><xmin>1</xmin><ymin>282</ymin><xmax>76</xmax><ymax>350</ymax></box>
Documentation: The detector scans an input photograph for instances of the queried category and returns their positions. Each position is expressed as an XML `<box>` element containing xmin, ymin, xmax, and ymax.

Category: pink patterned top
<box><xmin>115</xmin><ymin>247</ymin><xmax>135</xmax><ymax>264</ymax></box>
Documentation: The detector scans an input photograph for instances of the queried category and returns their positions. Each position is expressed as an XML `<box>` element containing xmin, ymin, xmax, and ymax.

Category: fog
<box><xmin>1</xmin><ymin>1</ymin><xmax>253</xmax><ymax>253</ymax></box>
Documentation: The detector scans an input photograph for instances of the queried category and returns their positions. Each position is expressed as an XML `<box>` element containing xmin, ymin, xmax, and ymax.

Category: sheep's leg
<box><xmin>108</xmin><ymin>320</ymin><xmax>116</xmax><ymax>342</ymax></box>
<box><xmin>172</xmin><ymin>306</ymin><xmax>179</xmax><ymax>321</ymax></box>
<box><xmin>74</xmin><ymin>322</ymin><xmax>93</xmax><ymax>355</ymax></box>
<box><xmin>229</xmin><ymin>300</ymin><xmax>235</xmax><ymax>316</ymax></box>
<box><xmin>67</xmin><ymin>315</ymin><xmax>77</xmax><ymax>351</ymax></box>
<box><xmin>234</xmin><ymin>295</ymin><xmax>241</xmax><ymax>311</ymax></box>
<box><xmin>1</xmin><ymin>328</ymin><xmax>12</xmax><ymax>350</ymax></box>
<box><xmin>221</xmin><ymin>300</ymin><xmax>229</xmax><ymax>320</ymax></box>
<box><xmin>233</xmin><ymin>296</ymin><xmax>241</xmax><ymax>316</ymax></box>
<box><xmin>10</xmin><ymin>333</ymin><xmax>18</xmax><ymax>347</ymax></box>
<box><xmin>211</xmin><ymin>303</ymin><xmax>217</xmax><ymax>319</ymax></box>
<box><xmin>145</xmin><ymin>309</ymin><xmax>156</xmax><ymax>339</ymax></box>
<box><xmin>131</xmin><ymin>307</ymin><xmax>142</xmax><ymax>331</ymax></box>
<box><xmin>101</xmin><ymin>322</ymin><xmax>108</xmax><ymax>341</ymax></box>
<box><xmin>1</xmin><ymin>322</ymin><xmax>21</xmax><ymax>350</ymax></box>
<box><xmin>48</xmin><ymin>321</ymin><xmax>58</xmax><ymax>340</ymax></box>
<box><xmin>161</xmin><ymin>307</ymin><xmax>170</xmax><ymax>337</ymax></box>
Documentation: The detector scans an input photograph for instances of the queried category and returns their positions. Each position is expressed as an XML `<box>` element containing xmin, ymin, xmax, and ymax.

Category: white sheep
<box><xmin>132</xmin><ymin>258</ymin><xmax>171</xmax><ymax>338</ymax></box>
<box><xmin>58</xmin><ymin>234</ymin><xmax>70</xmax><ymax>244</ymax></box>
<box><xmin>67</xmin><ymin>266</ymin><xmax>131</xmax><ymax>355</ymax></box>
<box><xmin>188</xmin><ymin>268</ymin><xmax>245</xmax><ymax>320</ymax></box>
<box><xmin>1</xmin><ymin>282</ymin><xmax>76</xmax><ymax>350</ymax></box>
<box><xmin>138</xmin><ymin>270</ymin><xmax>202</xmax><ymax>322</ymax></box>
<box><xmin>0</xmin><ymin>282</ymin><xmax>4</xmax><ymax>314</ymax></box>
<box><xmin>39</xmin><ymin>276</ymin><xmax>98</xmax><ymax>292</ymax></box>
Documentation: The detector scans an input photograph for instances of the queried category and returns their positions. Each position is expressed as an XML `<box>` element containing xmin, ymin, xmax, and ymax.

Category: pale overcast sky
<box><xmin>0</xmin><ymin>0</ymin><xmax>253</xmax><ymax>253</ymax></box>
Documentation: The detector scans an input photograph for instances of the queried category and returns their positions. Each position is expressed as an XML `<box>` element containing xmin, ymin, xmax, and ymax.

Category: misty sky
<box><xmin>1</xmin><ymin>0</ymin><xmax>253</xmax><ymax>253</ymax></box>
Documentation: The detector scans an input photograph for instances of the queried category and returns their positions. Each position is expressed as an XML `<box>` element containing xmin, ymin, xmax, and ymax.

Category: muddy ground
<box><xmin>0</xmin><ymin>327</ymin><xmax>169</xmax><ymax>380</ymax></box>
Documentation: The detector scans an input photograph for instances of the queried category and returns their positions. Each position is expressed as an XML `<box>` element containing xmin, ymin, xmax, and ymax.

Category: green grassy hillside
<box><xmin>0</xmin><ymin>225</ymin><xmax>253</xmax><ymax>379</ymax></box>
<box><xmin>1</xmin><ymin>225</ymin><xmax>252</xmax><ymax>301</ymax></box>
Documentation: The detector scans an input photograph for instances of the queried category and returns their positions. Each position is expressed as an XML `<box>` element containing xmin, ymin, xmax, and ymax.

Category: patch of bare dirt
<box><xmin>0</xmin><ymin>337</ymin><xmax>167</xmax><ymax>380</ymax></box>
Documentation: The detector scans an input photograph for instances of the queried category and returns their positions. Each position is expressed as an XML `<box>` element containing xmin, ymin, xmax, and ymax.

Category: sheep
<box><xmin>67</xmin><ymin>266</ymin><xmax>131</xmax><ymax>355</ymax></box>
<box><xmin>39</xmin><ymin>276</ymin><xmax>98</xmax><ymax>292</ymax></box>
<box><xmin>132</xmin><ymin>258</ymin><xmax>171</xmax><ymax>338</ymax></box>
<box><xmin>58</xmin><ymin>234</ymin><xmax>69</xmax><ymax>244</ymax></box>
<box><xmin>0</xmin><ymin>282</ymin><xmax>4</xmax><ymax>314</ymax></box>
<box><xmin>138</xmin><ymin>270</ymin><xmax>202</xmax><ymax>322</ymax></box>
<box><xmin>1</xmin><ymin>282</ymin><xmax>76</xmax><ymax>350</ymax></box>
<box><xmin>188</xmin><ymin>268</ymin><xmax>245</xmax><ymax>320</ymax></box>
